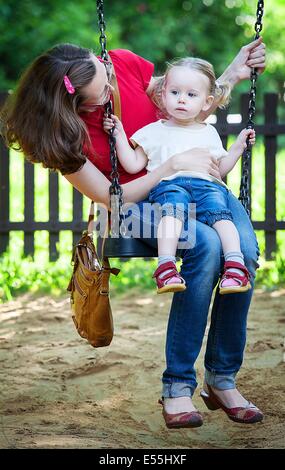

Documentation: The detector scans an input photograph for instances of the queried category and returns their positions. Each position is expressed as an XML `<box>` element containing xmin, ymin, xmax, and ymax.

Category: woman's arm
<box><xmin>65</xmin><ymin>148</ymin><xmax>221</xmax><ymax>207</ymax></box>
<box><xmin>64</xmin><ymin>157</ymin><xmax>175</xmax><ymax>208</ymax></box>
<box><xmin>199</xmin><ymin>37</ymin><xmax>266</xmax><ymax>121</ymax></box>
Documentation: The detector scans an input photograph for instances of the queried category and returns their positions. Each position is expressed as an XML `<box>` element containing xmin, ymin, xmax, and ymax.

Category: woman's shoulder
<box><xmin>109</xmin><ymin>49</ymin><xmax>137</xmax><ymax>59</ymax></box>
<box><xmin>109</xmin><ymin>49</ymin><xmax>154</xmax><ymax>89</ymax></box>
<box><xmin>109</xmin><ymin>49</ymin><xmax>152</xmax><ymax>66</ymax></box>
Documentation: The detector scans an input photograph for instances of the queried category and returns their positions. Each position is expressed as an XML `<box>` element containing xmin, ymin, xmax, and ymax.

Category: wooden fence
<box><xmin>0</xmin><ymin>92</ymin><xmax>284</xmax><ymax>261</ymax></box>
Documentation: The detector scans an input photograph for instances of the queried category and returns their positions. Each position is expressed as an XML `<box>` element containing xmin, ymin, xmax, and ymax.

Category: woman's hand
<box><xmin>219</xmin><ymin>37</ymin><xmax>266</xmax><ymax>86</ymax></box>
<box><xmin>171</xmin><ymin>148</ymin><xmax>222</xmax><ymax>181</ymax></box>
<box><xmin>103</xmin><ymin>113</ymin><xmax>124</xmax><ymax>137</ymax></box>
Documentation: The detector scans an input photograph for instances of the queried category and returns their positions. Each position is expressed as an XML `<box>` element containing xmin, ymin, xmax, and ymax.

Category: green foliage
<box><xmin>106</xmin><ymin>0</ymin><xmax>247</xmax><ymax>74</ymax></box>
<box><xmin>0</xmin><ymin>0</ymin><xmax>98</xmax><ymax>89</ymax></box>
<box><xmin>0</xmin><ymin>249</ymin><xmax>284</xmax><ymax>304</ymax></box>
<box><xmin>0</xmin><ymin>0</ymin><xmax>283</xmax><ymax>105</ymax></box>
<box><xmin>0</xmin><ymin>250</ymin><xmax>71</xmax><ymax>302</ymax></box>
<box><xmin>256</xmin><ymin>251</ymin><xmax>285</xmax><ymax>289</ymax></box>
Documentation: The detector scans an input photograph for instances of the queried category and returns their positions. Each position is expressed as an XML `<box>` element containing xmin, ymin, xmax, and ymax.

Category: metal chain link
<box><xmin>96</xmin><ymin>0</ymin><xmax>126</xmax><ymax>237</ymax></box>
<box><xmin>239</xmin><ymin>0</ymin><xmax>264</xmax><ymax>215</ymax></box>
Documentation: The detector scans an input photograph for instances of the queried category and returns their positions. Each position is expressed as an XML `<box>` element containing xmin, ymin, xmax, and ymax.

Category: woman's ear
<box><xmin>202</xmin><ymin>95</ymin><xmax>214</xmax><ymax>112</ymax></box>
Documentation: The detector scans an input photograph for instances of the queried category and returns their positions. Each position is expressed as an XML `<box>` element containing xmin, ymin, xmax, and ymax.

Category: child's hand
<box><xmin>103</xmin><ymin>113</ymin><xmax>124</xmax><ymax>137</ymax></box>
<box><xmin>234</xmin><ymin>128</ymin><xmax>256</xmax><ymax>154</ymax></box>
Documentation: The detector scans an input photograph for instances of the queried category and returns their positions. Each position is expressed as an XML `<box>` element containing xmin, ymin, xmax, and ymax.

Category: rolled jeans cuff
<box><xmin>204</xmin><ymin>369</ymin><xmax>237</xmax><ymax>390</ymax></box>
<box><xmin>162</xmin><ymin>382</ymin><xmax>195</xmax><ymax>398</ymax></box>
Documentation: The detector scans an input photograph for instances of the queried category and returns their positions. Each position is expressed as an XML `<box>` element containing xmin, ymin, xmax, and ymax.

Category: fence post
<box><xmin>0</xmin><ymin>92</ymin><xmax>9</xmax><ymax>255</ymax></box>
<box><xmin>215</xmin><ymin>106</ymin><xmax>229</xmax><ymax>185</ymax></box>
<box><xmin>72</xmin><ymin>189</ymin><xmax>83</xmax><ymax>248</ymax></box>
<box><xmin>49</xmin><ymin>171</ymin><xmax>59</xmax><ymax>261</ymax></box>
<box><xmin>264</xmin><ymin>93</ymin><xmax>278</xmax><ymax>260</ymax></box>
<box><xmin>241</xmin><ymin>93</ymin><xmax>252</xmax><ymax>217</ymax></box>
<box><xmin>24</xmin><ymin>160</ymin><xmax>35</xmax><ymax>257</ymax></box>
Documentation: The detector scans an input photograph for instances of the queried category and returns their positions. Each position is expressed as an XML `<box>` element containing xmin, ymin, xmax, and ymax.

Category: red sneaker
<box><xmin>153</xmin><ymin>261</ymin><xmax>186</xmax><ymax>294</ymax></box>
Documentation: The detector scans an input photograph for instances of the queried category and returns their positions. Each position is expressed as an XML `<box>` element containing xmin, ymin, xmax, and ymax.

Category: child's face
<box><xmin>163</xmin><ymin>66</ymin><xmax>214</xmax><ymax>121</ymax></box>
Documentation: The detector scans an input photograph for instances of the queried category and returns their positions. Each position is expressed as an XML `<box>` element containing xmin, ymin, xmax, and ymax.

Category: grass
<box><xmin>0</xmin><ymin>140</ymin><xmax>285</xmax><ymax>303</ymax></box>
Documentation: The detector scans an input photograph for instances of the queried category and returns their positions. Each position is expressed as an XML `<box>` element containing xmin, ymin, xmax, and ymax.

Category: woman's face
<box><xmin>80</xmin><ymin>55</ymin><xmax>114</xmax><ymax>112</ymax></box>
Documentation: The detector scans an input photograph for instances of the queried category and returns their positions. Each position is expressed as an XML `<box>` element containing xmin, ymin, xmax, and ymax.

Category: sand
<box><xmin>0</xmin><ymin>288</ymin><xmax>284</xmax><ymax>449</ymax></box>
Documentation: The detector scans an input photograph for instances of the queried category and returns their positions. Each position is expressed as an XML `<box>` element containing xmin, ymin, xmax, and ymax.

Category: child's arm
<box><xmin>103</xmin><ymin>114</ymin><xmax>148</xmax><ymax>174</ymax></box>
<box><xmin>219</xmin><ymin>128</ymin><xmax>255</xmax><ymax>178</ymax></box>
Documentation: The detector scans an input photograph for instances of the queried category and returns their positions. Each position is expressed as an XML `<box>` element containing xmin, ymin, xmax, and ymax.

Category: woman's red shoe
<box><xmin>158</xmin><ymin>399</ymin><xmax>203</xmax><ymax>429</ymax></box>
<box><xmin>200</xmin><ymin>385</ymin><xmax>263</xmax><ymax>424</ymax></box>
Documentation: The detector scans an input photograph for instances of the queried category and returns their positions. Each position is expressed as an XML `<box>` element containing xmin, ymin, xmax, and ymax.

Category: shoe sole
<box><xmin>219</xmin><ymin>282</ymin><xmax>251</xmax><ymax>295</ymax></box>
<box><xmin>166</xmin><ymin>420</ymin><xmax>203</xmax><ymax>429</ymax></box>
<box><xmin>228</xmin><ymin>414</ymin><xmax>264</xmax><ymax>424</ymax></box>
<box><xmin>157</xmin><ymin>284</ymin><xmax>186</xmax><ymax>294</ymax></box>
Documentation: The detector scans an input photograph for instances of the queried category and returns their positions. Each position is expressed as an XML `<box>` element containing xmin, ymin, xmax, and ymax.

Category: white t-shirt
<box><xmin>130</xmin><ymin>120</ymin><xmax>228</xmax><ymax>187</ymax></box>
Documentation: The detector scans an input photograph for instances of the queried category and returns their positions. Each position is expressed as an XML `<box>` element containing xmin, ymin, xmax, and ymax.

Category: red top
<box><xmin>81</xmin><ymin>49</ymin><xmax>158</xmax><ymax>184</ymax></box>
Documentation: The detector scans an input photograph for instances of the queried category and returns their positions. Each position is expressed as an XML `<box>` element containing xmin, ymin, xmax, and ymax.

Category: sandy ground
<box><xmin>0</xmin><ymin>286</ymin><xmax>284</xmax><ymax>449</ymax></box>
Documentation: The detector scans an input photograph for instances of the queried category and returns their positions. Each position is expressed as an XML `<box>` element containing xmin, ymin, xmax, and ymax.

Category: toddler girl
<box><xmin>103</xmin><ymin>57</ymin><xmax>255</xmax><ymax>295</ymax></box>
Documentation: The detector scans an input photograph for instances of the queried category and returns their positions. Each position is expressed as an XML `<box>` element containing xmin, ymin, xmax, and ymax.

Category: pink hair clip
<box><xmin>63</xmin><ymin>75</ymin><xmax>75</xmax><ymax>94</ymax></box>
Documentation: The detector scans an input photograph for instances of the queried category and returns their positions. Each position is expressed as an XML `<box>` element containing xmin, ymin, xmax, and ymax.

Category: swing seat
<box><xmin>96</xmin><ymin>235</ymin><xmax>183</xmax><ymax>259</ymax></box>
<box><xmin>97</xmin><ymin>235</ymin><xmax>158</xmax><ymax>258</ymax></box>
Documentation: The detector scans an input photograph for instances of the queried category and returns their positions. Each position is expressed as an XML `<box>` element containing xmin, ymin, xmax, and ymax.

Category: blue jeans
<box><xmin>126</xmin><ymin>191</ymin><xmax>259</xmax><ymax>398</ymax></box>
<box><xmin>149</xmin><ymin>177</ymin><xmax>233</xmax><ymax>226</ymax></box>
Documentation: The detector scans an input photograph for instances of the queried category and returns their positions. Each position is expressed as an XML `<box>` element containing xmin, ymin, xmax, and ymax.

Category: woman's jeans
<box><xmin>123</xmin><ymin>191</ymin><xmax>259</xmax><ymax>398</ymax></box>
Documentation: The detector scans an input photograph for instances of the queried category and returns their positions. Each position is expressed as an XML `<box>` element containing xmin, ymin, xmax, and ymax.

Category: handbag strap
<box><xmin>86</xmin><ymin>201</ymin><xmax>108</xmax><ymax>266</ymax></box>
<box><xmin>108</xmin><ymin>54</ymin><xmax>122</xmax><ymax>120</ymax></box>
<box><xmin>87</xmin><ymin>54</ymin><xmax>122</xmax><ymax>260</ymax></box>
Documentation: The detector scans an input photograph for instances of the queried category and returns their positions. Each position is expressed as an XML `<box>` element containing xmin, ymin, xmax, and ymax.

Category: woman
<box><xmin>1</xmin><ymin>38</ymin><xmax>266</xmax><ymax>428</ymax></box>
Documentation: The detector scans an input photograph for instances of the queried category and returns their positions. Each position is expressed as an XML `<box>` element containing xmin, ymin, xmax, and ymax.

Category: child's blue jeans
<box><xmin>148</xmin><ymin>176</ymin><xmax>233</xmax><ymax>227</ymax></box>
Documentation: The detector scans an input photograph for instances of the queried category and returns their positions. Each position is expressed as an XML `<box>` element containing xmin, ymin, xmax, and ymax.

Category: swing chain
<box><xmin>239</xmin><ymin>0</ymin><xmax>264</xmax><ymax>215</ymax></box>
<box><xmin>97</xmin><ymin>0</ymin><xmax>108</xmax><ymax>61</ymax></box>
<box><xmin>96</xmin><ymin>0</ymin><xmax>126</xmax><ymax>237</ymax></box>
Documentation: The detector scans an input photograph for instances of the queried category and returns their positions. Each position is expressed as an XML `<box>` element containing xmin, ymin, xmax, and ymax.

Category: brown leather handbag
<box><xmin>67</xmin><ymin>202</ymin><xmax>120</xmax><ymax>348</ymax></box>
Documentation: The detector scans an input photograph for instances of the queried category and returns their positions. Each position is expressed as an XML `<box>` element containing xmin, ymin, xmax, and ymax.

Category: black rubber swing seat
<box><xmin>96</xmin><ymin>235</ymin><xmax>183</xmax><ymax>259</ymax></box>
<box><xmin>97</xmin><ymin>235</ymin><xmax>158</xmax><ymax>259</ymax></box>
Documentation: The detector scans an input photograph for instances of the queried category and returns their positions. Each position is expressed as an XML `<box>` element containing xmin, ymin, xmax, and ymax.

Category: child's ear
<box><xmin>202</xmin><ymin>95</ymin><xmax>214</xmax><ymax>112</ymax></box>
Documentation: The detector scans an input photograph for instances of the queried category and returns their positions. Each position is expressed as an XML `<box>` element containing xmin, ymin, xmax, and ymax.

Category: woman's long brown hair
<box><xmin>1</xmin><ymin>44</ymin><xmax>97</xmax><ymax>174</ymax></box>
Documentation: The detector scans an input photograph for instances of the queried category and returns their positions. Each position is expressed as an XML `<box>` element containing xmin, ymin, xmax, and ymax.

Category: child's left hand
<box><xmin>103</xmin><ymin>113</ymin><xmax>124</xmax><ymax>137</ymax></box>
<box><xmin>235</xmin><ymin>128</ymin><xmax>256</xmax><ymax>153</ymax></box>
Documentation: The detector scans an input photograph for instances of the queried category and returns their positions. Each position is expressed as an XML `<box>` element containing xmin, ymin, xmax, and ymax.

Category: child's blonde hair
<box><xmin>150</xmin><ymin>57</ymin><xmax>231</xmax><ymax>115</ymax></box>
